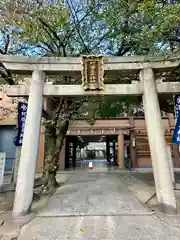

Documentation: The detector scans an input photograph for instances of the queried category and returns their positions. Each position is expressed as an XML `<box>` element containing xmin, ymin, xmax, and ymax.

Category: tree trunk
<box><xmin>39</xmin><ymin>119</ymin><xmax>69</xmax><ymax>194</ymax></box>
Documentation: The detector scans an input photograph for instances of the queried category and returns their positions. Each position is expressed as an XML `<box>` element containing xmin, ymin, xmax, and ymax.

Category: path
<box><xmin>38</xmin><ymin>172</ymin><xmax>150</xmax><ymax>216</ymax></box>
<box><xmin>19</xmin><ymin>172</ymin><xmax>180</xmax><ymax>239</ymax></box>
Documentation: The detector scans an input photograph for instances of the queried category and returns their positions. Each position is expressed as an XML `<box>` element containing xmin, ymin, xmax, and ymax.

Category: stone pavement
<box><xmin>18</xmin><ymin>171</ymin><xmax>180</xmax><ymax>239</ymax></box>
<box><xmin>19</xmin><ymin>215</ymin><xmax>180</xmax><ymax>240</ymax></box>
<box><xmin>38</xmin><ymin>172</ymin><xmax>151</xmax><ymax>217</ymax></box>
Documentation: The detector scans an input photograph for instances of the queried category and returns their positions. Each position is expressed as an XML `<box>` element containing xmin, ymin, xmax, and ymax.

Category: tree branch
<box><xmin>63</xmin><ymin>10</ymin><xmax>91</xmax><ymax>47</ymax></box>
<box><xmin>0</xmin><ymin>61</ymin><xmax>14</xmax><ymax>85</ymax></box>
<box><xmin>4</xmin><ymin>34</ymin><xmax>10</xmax><ymax>54</ymax></box>
<box><xmin>67</xmin><ymin>0</ymin><xmax>90</xmax><ymax>53</ymax></box>
<box><xmin>67</xmin><ymin>99</ymin><xmax>86</xmax><ymax>119</ymax></box>
<box><xmin>38</xmin><ymin>18</ymin><xmax>61</xmax><ymax>50</ymax></box>
<box><xmin>36</xmin><ymin>43</ymin><xmax>52</xmax><ymax>53</ymax></box>
<box><xmin>115</xmin><ymin>39</ymin><xmax>135</xmax><ymax>56</ymax></box>
<box><xmin>169</xmin><ymin>37</ymin><xmax>180</xmax><ymax>43</ymax></box>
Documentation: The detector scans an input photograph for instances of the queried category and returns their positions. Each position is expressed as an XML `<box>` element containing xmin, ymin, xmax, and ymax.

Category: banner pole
<box><xmin>173</xmin><ymin>95</ymin><xmax>176</xmax><ymax>119</ymax></box>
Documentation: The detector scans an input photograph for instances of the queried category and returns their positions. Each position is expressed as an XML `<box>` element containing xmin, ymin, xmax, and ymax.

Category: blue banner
<box><xmin>14</xmin><ymin>102</ymin><xmax>28</xmax><ymax>146</ymax></box>
<box><xmin>175</xmin><ymin>95</ymin><xmax>180</xmax><ymax>118</ymax></box>
<box><xmin>172</xmin><ymin>95</ymin><xmax>180</xmax><ymax>144</ymax></box>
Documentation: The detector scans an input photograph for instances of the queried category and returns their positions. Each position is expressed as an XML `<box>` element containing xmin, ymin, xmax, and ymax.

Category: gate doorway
<box><xmin>64</xmin><ymin>134</ymin><xmax>131</xmax><ymax>170</ymax></box>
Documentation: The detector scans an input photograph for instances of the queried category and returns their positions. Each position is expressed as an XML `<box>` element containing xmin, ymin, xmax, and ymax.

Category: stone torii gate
<box><xmin>1</xmin><ymin>54</ymin><xmax>180</xmax><ymax>217</ymax></box>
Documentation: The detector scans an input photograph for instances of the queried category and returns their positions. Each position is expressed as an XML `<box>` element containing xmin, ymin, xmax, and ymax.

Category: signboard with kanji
<box><xmin>14</xmin><ymin>102</ymin><xmax>28</xmax><ymax>146</ymax></box>
<box><xmin>172</xmin><ymin>95</ymin><xmax>180</xmax><ymax>144</ymax></box>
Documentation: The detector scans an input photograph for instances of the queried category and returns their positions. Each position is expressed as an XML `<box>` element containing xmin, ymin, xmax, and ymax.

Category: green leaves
<box><xmin>88</xmin><ymin>0</ymin><xmax>180</xmax><ymax>55</ymax></box>
<box><xmin>0</xmin><ymin>0</ymin><xmax>71</xmax><ymax>55</ymax></box>
<box><xmin>0</xmin><ymin>0</ymin><xmax>179</xmax><ymax>116</ymax></box>
<box><xmin>0</xmin><ymin>0</ymin><xmax>180</xmax><ymax>56</ymax></box>
<box><xmin>95</xmin><ymin>96</ymin><xmax>141</xmax><ymax>118</ymax></box>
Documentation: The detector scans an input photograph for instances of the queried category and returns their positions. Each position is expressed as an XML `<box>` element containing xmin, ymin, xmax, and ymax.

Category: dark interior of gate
<box><xmin>65</xmin><ymin>134</ymin><xmax>130</xmax><ymax>170</ymax></box>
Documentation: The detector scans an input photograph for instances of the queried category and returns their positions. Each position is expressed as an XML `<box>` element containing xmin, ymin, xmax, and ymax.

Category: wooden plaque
<box><xmin>81</xmin><ymin>55</ymin><xmax>104</xmax><ymax>91</ymax></box>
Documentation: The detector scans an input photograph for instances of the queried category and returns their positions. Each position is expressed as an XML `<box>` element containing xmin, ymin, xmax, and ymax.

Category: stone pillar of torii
<box><xmin>13</xmin><ymin>71</ymin><xmax>45</xmax><ymax>217</ymax></box>
<box><xmin>140</xmin><ymin>68</ymin><xmax>177</xmax><ymax>214</ymax></box>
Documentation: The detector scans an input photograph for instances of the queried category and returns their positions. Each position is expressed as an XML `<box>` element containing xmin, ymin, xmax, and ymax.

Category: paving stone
<box><xmin>19</xmin><ymin>215</ymin><xmax>180</xmax><ymax>240</ymax></box>
<box><xmin>38</xmin><ymin>173</ymin><xmax>151</xmax><ymax>217</ymax></box>
<box><xmin>17</xmin><ymin>172</ymin><xmax>180</xmax><ymax>239</ymax></box>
